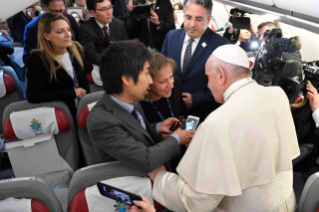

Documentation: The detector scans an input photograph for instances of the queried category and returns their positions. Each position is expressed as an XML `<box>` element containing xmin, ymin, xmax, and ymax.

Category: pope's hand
<box><xmin>126</xmin><ymin>196</ymin><xmax>156</xmax><ymax>212</ymax></box>
<box><xmin>182</xmin><ymin>92</ymin><xmax>193</xmax><ymax>108</ymax></box>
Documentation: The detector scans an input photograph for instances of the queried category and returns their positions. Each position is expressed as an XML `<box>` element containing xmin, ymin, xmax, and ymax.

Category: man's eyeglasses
<box><xmin>95</xmin><ymin>5</ymin><xmax>114</xmax><ymax>12</ymax></box>
<box><xmin>47</xmin><ymin>7</ymin><xmax>65</xmax><ymax>14</ymax></box>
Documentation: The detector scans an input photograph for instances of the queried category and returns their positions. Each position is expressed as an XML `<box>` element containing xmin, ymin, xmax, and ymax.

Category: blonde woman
<box><xmin>26</xmin><ymin>13</ymin><xmax>92</xmax><ymax>118</ymax></box>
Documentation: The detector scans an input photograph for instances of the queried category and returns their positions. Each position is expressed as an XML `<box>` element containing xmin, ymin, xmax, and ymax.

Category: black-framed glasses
<box><xmin>95</xmin><ymin>5</ymin><xmax>114</xmax><ymax>12</ymax></box>
<box><xmin>47</xmin><ymin>7</ymin><xmax>65</xmax><ymax>14</ymax></box>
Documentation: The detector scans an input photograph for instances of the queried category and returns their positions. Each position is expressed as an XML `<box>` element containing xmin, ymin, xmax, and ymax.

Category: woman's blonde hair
<box><xmin>36</xmin><ymin>13</ymin><xmax>84</xmax><ymax>81</ymax></box>
<box><xmin>149</xmin><ymin>51</ymin><xmax>176</xmax><ymax>78</ymax></box>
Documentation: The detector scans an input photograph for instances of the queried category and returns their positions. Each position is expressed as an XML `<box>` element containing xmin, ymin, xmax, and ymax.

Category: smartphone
<box><xmin>97</xmin><ymin>182</ymin><xmax>143</xmax><ymax>206</ymax></box>
<box><xmin>183</xmin><ymin>115</ymin><xmax>200</xmax><ymax>130</ymax></box>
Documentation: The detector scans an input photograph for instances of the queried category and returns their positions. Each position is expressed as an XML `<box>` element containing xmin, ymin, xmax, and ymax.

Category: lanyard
<box><xmin>68</xmin><ymin>54</ymin><xmax>78</xmax><ymax>88</ymax></box>
<box><xmin>148</xmin><ymin>98</ymin><xmax>174</xmax><ymax>121</ymax></box>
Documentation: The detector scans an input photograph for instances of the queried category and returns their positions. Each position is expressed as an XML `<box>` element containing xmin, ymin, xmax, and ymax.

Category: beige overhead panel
<box><xmin>0</xmin><ymin>0</ymin><xmax>37</xmax><ymax>21</ymax></box>
<box><xmin>213</xmin><ymin>0</ymin><xmax>319</xmax><ymax>35</ymax></box>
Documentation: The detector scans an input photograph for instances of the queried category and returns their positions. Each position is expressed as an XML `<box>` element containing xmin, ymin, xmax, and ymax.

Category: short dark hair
<box><xmin>40</xmin><ymin>0</ymin><xmax>65</xmax><ymax>7</ymax></box>
<box><xmin>257</xmin><ymin>22</ymin><xmax>277</xmax><ymax>30</ymax></box>
<box><xmin>87</xmin><ymin>0</ymin><xmax>108</xmax><ymax>11</ymax></box>
<box><xmin>174</xmin><ymin>3</ymin><xmax>183</xmax><ymax>10</ymax></box>
<box><xmin>100</xmin><ymin>40</ymin><xmax>152</xmax><ymax>95</ymax></box>
<box><xmin>183</xmin><ymin>0</ymin><xmax>212</xmax><ymax>17</ymax></box>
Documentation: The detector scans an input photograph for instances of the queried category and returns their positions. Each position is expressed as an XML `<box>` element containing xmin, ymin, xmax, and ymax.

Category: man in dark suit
<box><xmin>23</xmin><ymin>0</ymin><xmax>79</xmax><ymax>64</ymax></box>
<box><xmin>7</xmin><ymin>11</ymin><xmax>32</xmax><ymax>44</ymax></box>
<box><xmin>87</xmin><ymin>40</ymin><xmax>194</xmax><ymax>173</ymax></box>
<box><xmin>79</xmin><ymin>0</ymin><xmax>128</xmax><ymax>65</ymax></box>
<box><xmin>162</xmin><ymin>0</ymin><xmax>229</xmax><ymax>122</ymax></box>
<box><xmin>127</xmin><ymin>0</ymin><xmax>175</xmax><ymax>51</ymax></box>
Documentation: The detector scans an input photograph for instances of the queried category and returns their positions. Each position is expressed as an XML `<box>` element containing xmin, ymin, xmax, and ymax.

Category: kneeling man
<box><xmin>150</xmin><ymin>45</ymin><xmax>300</xmax><ymax>212</ymax></box>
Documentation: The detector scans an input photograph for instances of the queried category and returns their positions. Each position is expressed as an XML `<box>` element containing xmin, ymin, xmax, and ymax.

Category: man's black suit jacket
<box><xmin>79</xmin><ymin>17</ymin><xmax>128</xmax><ymax>65</ymax></box>
<box><xmin>7</xmin><ymin>11</ymin><xmax>32</xmax><ymax>43</ymax></box>
<box><xmin>127</xmin><ymin>0</ymin><xmax>175</xmax><ymax>51</ymax></box>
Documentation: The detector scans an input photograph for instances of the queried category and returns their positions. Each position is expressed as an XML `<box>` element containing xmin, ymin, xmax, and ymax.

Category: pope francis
<box><xmin>149</xmin><ymin>44</ymin><xmax>300</xmax><ymax>212</ymax></box>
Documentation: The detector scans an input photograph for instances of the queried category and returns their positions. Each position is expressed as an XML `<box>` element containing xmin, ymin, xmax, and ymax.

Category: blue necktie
<box><xmin>131</xmin><ymin>104</ymin><xmax>141</xmax><ymax>124</ymax></box>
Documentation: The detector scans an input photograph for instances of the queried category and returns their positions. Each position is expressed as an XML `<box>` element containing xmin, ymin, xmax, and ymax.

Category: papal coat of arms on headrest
<box><xmin>113</xmin><ymin>202</ymin><xmax>127</xmax><ymax>212</ymax></box>
<box><xmin>30</xmin><ymin>118</ymin><xmax>43</xmax><ymax>135</ymax></box>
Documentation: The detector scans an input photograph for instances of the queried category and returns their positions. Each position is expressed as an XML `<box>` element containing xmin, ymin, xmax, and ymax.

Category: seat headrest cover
<box><xmin>0</xmin><ymin>198</ymin><xmax>31</xmax><ymax>212</ymax></box>
<box><xmin>3</xmin><ymin>108</ymin><xmax>70</xmax><ymax>140</ymax></box>
<box><xmin>86</xmin><ymin>73</ymin><xmax>94</xmax><ymax>84</ymax></box>
<box><xmin>78</xmin><ymin>102</ymin><xmax>97</xmax><ymax>130</ymax></box>
<box><xmin>31</xmin><ymin>200</ymin><xmax>50</xmax><ymax>212</ymax></box>
<box><xmin>3</xmin><ymin>73</ymin><xmax>16</xmax><ymax>93</ymax></box>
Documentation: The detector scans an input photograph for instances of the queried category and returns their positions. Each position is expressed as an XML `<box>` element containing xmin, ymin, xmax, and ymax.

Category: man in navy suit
<box><xmin>162</xmin><ymin>0</ymin><xmax>229</xmax><ymax>122</ymax></box>
<box><xmin>23</xmin><ymin>0</ymin><xmax>79</xmax><ymax>64</ymax></box>
<box><xmin>7</xmin><ymin>11</ymin><xmax>32</xmax><ymax>44</ymax></box>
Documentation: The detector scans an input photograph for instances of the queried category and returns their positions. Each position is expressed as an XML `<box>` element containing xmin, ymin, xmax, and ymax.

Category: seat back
<box><xmin>0</xmin><ymin>30</ymin><xmax>11</xmax><ymax>42</ymax></box>
<box><xmin>2</xmin><ymin>101</ymin><xmax>79</xmax><ymax>172</ymax></box>
<box><xmin>298</xmin><ymin>172</ymin><xmax>319</xmax><ymax>212</ymax></box>
<box><xmin>0</xmin><ymin>177</ymin><xmax>63</xmax><ymax>212</ymax></box>
<box><xmin>68</xmin><ymin>161</ymin><xmax>150</xmax><ymax>212</ymax></box>
<box><xmin>86</xmin><ymin>64</ymin><xmax>104</xmax><ymax>93</ymax></box>
<box><xmin>0</xmin><ymin>66</ymin><xmax>24</xmax><ymax>135</ymax></box>
<box><xmin>77</xmin><ymin>91</ymin><xmax>104</xmax><ymax>165</ymax></box>
<box><xmin>65</xmin><ymin>7</ymin><xmax>87</xmax><ymax>20</ymax></box>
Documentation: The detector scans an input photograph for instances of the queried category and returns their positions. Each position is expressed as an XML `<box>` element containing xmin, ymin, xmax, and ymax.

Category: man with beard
<box><xmin>162</xmin><ymin>0</ymin><xmax>228</xmax><ymax>122</ymax></box>
<box><xmin>87</xmin><ymin>40</ymin><xmax>194</xmax><ymax>173</ymax></box>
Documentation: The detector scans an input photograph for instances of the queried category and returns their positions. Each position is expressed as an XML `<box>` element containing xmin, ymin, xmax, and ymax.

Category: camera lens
<box><xmin>278</xmin><ymin>79</ymin><xmax>296</xmax><ymax>98</ymax></box>
<box><xmin>272</xmin><ymin>61</ymin><xmax>281</xmax><ymax>70</ymax></box>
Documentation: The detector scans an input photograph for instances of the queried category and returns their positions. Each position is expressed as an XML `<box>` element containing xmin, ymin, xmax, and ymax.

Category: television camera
<box><xmin>252</xmin><ymin>28</ymin><xmax>319</xmax><ymax>104</ymax></box>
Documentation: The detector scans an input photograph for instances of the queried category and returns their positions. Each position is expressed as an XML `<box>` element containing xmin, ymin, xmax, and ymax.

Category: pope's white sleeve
<box><xmin>152</xmin><ymin>171</ymin><xmax>225</xmax><ymax>212</ymax></box>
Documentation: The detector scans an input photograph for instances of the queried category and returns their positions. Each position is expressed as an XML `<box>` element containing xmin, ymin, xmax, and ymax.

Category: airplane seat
<box><xmin>77</xmin><ymin>91</ymin><xmax>104</xmax><ymax>165</ymax></box>
<box><xmin>0</xmin><ymin>30</ymin><xmax>12</xmax><ymax>42</ymax></box>
<box><xmin>68</xmin><ymin>161</ymin><xmax>167</xmax><ymax>212</ymax></box>
<box><xmin>65</xmin><ymin>7</ymin><xmax>87</xmax><ymax>20</ymax></box>
<box><xmin>0</xmin><ymin>176</ymin><xmax>63</xmax><ymax>212</ymax></box>
<box><xmin>0</xmin><ymin>66</ymin><xmax>24</xmax><ymax>135</ymax></box>
<box><xmin>2</xmin><ymin>101</ymin><xmax>80</xmax><ymax>210</ymax></box>
<box><xmin>86</xmin><ymin>65</ymin><xmax>104</xmax><ymax>93</ymax></box>
<box><xmin>298</xmin><ymin>172</ymin><xmax>319</xmax><ymax>212</ymax></box>
<box><xmin>26</xmin><ymin>11</ymin><xmax>36</xmax><ymax>19</ymax></box>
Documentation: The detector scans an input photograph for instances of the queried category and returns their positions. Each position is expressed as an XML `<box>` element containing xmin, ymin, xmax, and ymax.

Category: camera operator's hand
<box><xmin>128</xmin><ymin>0</ymin><xmax>133</xmax><ymax>12</ymax></box>
<box><xmin>307</xmin><ymin>83</ymin><xmax>319</xmax><ymax>112</ymax></box>
<box><xmin>173</xmin><ymin>128</ymin><xmax>195</xmax><ymax>145</ymax></box>
<box><xmin>149</xmin><ymin>9</ymin><xmax>160</xmax><ymax>25</ymax></box>
<box><xmin>126</xmin><ymin>196</ymin><xmax>156</xmax><ymax>212</ymax></box>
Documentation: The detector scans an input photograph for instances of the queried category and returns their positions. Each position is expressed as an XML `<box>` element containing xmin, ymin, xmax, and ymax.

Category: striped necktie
<box><xmin>131</xmin><ymin>104</ymin><xmax>141</xmax><ymax>124</ymax></box>
<box><xmin>182</xmin><ymin>38</ymin><xmax>194</xmax><ymax>73</ymax></box>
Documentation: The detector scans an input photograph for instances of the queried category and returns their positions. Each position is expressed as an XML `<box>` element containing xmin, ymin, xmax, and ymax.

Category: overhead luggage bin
<box><xmin>245</xmin><ymin>0</ymin><xmax>274</xmax><ymax>6</ymax></box>
<box><xmin>272</xmin><ymin>0</ymin><xmax>319</xmax><ymax>19</ymax></box>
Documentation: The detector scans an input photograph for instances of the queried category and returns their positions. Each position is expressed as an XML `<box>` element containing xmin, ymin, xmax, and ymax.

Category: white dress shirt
<box><xmin>95</xmin><ymin>19</ymin><xmax>110</xmax><ymax>38</ymax></box>
<box><xmin>180</xmin><ymin>34</ymin><xmax>201</xmax><ymax>71</ymax></box>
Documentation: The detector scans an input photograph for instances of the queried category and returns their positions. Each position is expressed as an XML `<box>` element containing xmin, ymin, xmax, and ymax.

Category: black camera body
<box><xmin>229</xmin><ymin>8</ymin><xmax>251</xmax><ymax>30</ymax></box>
<box><xmin>132</xmin><ymin>0</ymin><xmax>151</xmax><ymax>19</ymax></box>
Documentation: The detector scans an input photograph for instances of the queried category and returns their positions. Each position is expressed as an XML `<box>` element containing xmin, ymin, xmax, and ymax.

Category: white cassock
<box><xmin>153</xmin><ymin>78</ymin><xmax>300</xmax><ymax>212</ymax></box>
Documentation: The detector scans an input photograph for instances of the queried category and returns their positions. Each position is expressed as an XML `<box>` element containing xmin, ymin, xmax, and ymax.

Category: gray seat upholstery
<box><xmin>0</xmin><ymin>30</ymin><xmax>12</xmax><ymax>42</ymax></box>
<box><xmin>76</xmin><ymin>91</ymin><xmax>104</xmax><ymax>165</ymax></box>
<box><xmin>0</xmin><ymin>177</ymin><xmax>63</xmax><ymax>212</ymax></box>
<box><xmin>89</xmin><ymin>83</ymin><xmax>104</xmax><ymax>93</ymax></box>
<box><xmin>2</xmin><ymin>100</ymin><xmax>79</xmax><ymax>172</ymax></box>
<box><xmin>298</xmin><ymin>172</ymin><xmax>319</xmax><ymax>212</ymax></box>
<box><xmin>65</xmin><ymin>7</ymin><xmax>86</xmax><ymax>20</ymax></box>
<box><xmin>68</xmin><ymin>161</ymin><xmax>146</xmax><ymax>207</ymax></box>
<box><xmin>0</xmin><ymin>66</ymin><xmax>24</xmax><ymax>135</ymax></box>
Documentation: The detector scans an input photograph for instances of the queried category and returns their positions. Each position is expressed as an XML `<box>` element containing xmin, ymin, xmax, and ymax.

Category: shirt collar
<box><xmin>223</xmin><ymin>77</ymin><xmax>253</xmax><ymax>102</ymax></box>
<box><xmin>95</xmin><ymin>18</ymin><xmax>109</xmax><ymax>29</ymax></box>
<box><xmin>183</xmin><ymin>33</ymin><xmax>201</xmax><ymax>45</ymax></box>
<box><xmin>109</xmin><ymin>95</ymin><xmax>135</xmax><ymax>113</ymax></box>
<box><xmin>146</xmin><ymin>0</ymin><xmax>156</xmax><ymax>6</ymax></box>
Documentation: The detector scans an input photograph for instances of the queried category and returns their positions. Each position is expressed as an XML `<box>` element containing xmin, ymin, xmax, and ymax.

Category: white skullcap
<box><xmin>212</xmin><ymin>44</ymin><xmax>249</xmax><ymax>69</ymax></box>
